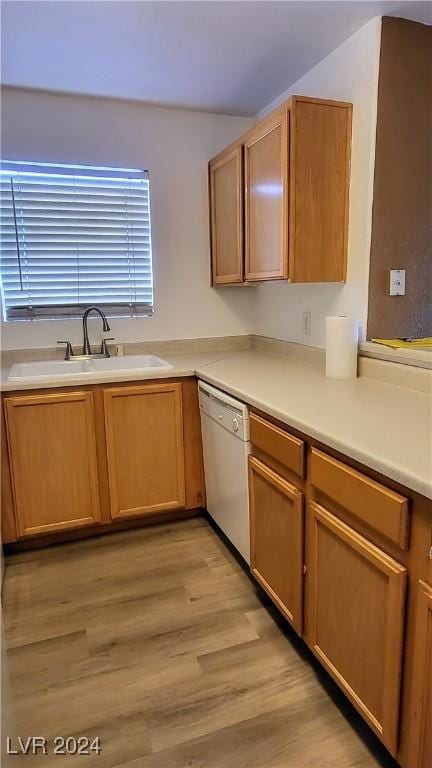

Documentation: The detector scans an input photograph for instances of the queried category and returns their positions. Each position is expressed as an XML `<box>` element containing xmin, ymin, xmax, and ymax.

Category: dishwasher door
<box><xmin>198</xmin><ymin>381</ymin><xmax>250</xmax><ymax>563</ymax></box>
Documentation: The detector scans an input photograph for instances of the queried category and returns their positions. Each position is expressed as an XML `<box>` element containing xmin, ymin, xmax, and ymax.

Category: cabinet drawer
<box><xmin>310</xmin><ymin>448</ymin><xmax>409</xmax><ymax>549</ymax></box>
<box><xmin>250</xmin><ymin>413</ymin><xmax>305</xmax><ymax>478</ymax></box>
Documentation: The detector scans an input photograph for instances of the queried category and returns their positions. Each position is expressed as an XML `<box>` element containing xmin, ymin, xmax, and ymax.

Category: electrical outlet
<box><xmin>302</xmin><ymin>310</ymin><xmax>312</xmax><ymax>336</ymax></box>
<box><xmin>389</xmin><ymin>269</ymin><xmax>406</xmax><ymax>296</ymax></box>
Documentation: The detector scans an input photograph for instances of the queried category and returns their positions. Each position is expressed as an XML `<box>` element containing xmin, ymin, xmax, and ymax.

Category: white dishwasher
<box><xmin>198</xmin><ymin>380</ymin><xmax>251</xmax><ymax>564</ymax></box>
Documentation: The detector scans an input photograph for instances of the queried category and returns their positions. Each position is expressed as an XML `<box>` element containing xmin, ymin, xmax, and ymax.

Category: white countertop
<box><xmin>196</xmin><ymin>352</ymin><xmax>432</xmax><ymax>500</ymax></box>
<box><xmin>2</xmin><ymin>349</ymin><xmax>431</xmax><ymax>499</ymax></box>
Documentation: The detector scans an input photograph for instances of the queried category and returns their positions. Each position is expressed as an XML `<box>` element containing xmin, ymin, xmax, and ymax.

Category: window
<box><xmin>0</xmin><ymin>160</ymin><xmax>153</xmax><ymax>321</ymax></box>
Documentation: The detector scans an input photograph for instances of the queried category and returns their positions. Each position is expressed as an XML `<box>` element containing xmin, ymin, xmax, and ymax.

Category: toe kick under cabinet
<box><xmin>1</xmin><ymin>378</ymin><xmax>205</xmax><ymax>543</ymax></box>
<box><xmin>248</xmin><ymin>411</ymin><xmax>432</xmax><ymax>768</ymax></box>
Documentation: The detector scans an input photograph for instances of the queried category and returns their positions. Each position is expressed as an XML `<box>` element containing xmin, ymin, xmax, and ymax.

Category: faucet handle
<box><xmin>57</xmin><ymin>341</ymin><xmax>74</xmax><ymax>361</ymax></box>
<box><xmin>101</xmin><ymin>337</ymin><xmax>115</xmax><ymax>357</ymax></box>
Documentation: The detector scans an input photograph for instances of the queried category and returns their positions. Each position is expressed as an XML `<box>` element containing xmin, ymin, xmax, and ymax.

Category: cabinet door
<box><xmin>245</xmin><ymin>109</ymin><xmax>289</xmax><ymax>281</ymax></box>
<box><xmin>5</xmin><ymin>391</ymin><xmax>101</xmax><ymax>537</ymax></box>
<box><xmin>408</xmin><ymin>580</ymin><xmax>432</xmax><ymax>768</ymax></box>
<box><xmin>249</xmin><ymin>456</ymin><xmax>303</xmax><ymax>633</ymax></box>
<box><xmin>290</xmin><ymin>98</ymin><xmax>351</xmax><ymax>282</ymax></box>
<box><xmin>309</xmin><ymin>502</ymin><xmax>407</xmax><ymax>754</ymax></box>
<box><xmin>209</xmin><ymin>146</ymin><xmax>243</xmax><ymax>284</ymax></box>
<box><xmin>104</xmin><ymin>383</ymin><xmax>185</xmax><ymax>519</ymax></box>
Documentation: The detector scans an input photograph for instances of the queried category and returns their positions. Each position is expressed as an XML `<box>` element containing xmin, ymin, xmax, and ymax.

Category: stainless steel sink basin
<box><xmin>7</xmin><ymin>355</ymin><xmax>173</xmax><ymax>382</ymax></box>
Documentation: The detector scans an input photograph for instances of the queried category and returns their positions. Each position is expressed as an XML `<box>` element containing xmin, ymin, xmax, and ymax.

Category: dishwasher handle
<box><xmin>198</xmin><ymin>380</ymin><xmax>250</xmax><ymax>441</ymax></box>
<box><xmin>198</xmin><ymin>380</ymin><xmax>249</xmax><ymax>419</ymax></box>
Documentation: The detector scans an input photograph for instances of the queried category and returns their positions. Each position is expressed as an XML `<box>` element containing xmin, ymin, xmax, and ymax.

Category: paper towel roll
<box><xmin>325</xmin><ymin>316</ymin><xmax>358</xmax><ymax>379</ymax></box>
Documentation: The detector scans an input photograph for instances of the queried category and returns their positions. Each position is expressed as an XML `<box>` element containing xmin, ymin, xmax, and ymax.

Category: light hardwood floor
<box><xmin>3</xmin><ymin>517</ymin><xmax>398</xmax><ymax>767</ymax></box>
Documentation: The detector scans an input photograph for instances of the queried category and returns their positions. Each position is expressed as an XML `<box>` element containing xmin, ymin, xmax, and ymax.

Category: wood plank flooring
<box><xmin>2</xmin><ymin>517</ymin><xmax>398</xmax><ymax>767</ymax></box>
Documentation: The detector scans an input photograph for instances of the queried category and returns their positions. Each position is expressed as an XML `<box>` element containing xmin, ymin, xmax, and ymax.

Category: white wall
<box><xmin>253</xmin><ymin>17</ymin><xmax>382</xmax><ymax>347</ymax></box>
<box><xmin>0</xmin><ymin>89</ymin><xmax>253</xmax><ymax>350</ymax></box>
<box><xmin>1</xmin><ymin>18</ymin><xmax>381</xmax><ymax>351</ymax></box>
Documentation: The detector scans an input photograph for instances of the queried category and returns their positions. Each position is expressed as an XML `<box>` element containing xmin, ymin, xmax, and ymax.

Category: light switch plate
<box><xmin>389</xmin><ymin>269</ymin><xmax>406</xmax><ymax>296</ymax></box>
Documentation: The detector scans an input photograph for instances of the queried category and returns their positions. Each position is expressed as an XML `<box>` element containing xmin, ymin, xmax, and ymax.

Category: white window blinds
<box><xmin>0</xmin><ymin>160</ymin><xmax>154</xmax><ymax>320</ymax></box>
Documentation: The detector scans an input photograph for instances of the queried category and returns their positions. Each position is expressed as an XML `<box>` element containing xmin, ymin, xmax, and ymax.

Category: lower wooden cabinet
<box><xmin>246</xmin><ymin>420</ymin><xmax>431</xmax><ymax>765</ymax></box>
<box><xmin>408</xmin><ymin>580</ymin><xmax>432</xmax><ymax>768</ymax></box>
<box><xmin>249</xmin><ymin>456</ymin><xmax>304</xmax><ymax>633</ymax></box>
<box><xmin>3</xmin><ymin>385</ymin><xmax>429</xmax><ymax>768</ymax></box>
<box><xmin>5</xmin><ymin>391</ymin><xmax>101</xmax><ymax>536</ymax></box>
<box><xmin>2</xmin><ymin>378</ymin><xmax>203</xmax><ymax>542</ymax></box>
<box><xmin>104</xmin><ymin>383</ymin><xmax>186</xmax><ymax>519</ymax></box>
<box><xmin>308</xmin><ymin>502</ymin><xmax>407</xmax><ymax>755</ymax></box>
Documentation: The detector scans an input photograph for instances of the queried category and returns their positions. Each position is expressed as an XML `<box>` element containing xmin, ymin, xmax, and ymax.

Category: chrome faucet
<box><xmin>82</xmin><ymin>306</ymin><xmax>111</xmax><ymax>356</ymax></box>
<box><xmin>57</xmin><ymin>306</ymin><xmax>114</xmax><ymax>360</ymax></box>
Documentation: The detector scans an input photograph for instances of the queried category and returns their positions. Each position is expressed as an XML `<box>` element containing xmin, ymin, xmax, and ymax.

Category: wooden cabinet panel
<box><xmin>1</xmin><ymin>404</ymin><xmax>17</xmax><ymax>542</ymax></box>
<box><xmin>290</xmin><ymin>97</ymin><xmax>352</xmax><ymax>282</ymax></box>
<box><xmin>5</xmin><ymin>392</ymin><xmax>101</xmax><ymax>537</ymax></box>
<box><xmin>245</xmin><ymin>109</ymin><xmax>289</xmax><ymax>281</ymax></box>
<box><xmin>104</xmin><ymin>383</ymin><xmax>185</xmax><ymax>519</ymax></box>
<box><xmin>408</xmin><ymin>580</ymin><xmax>432</xmax><ymax>768</ymax></box>
<box><xmin>181</xmin><ymin>378</ymin><xmax>205</xmax><ymax>510</ymax></box>
<box><xmin>249</xmin><ymin>456</ymin><xmax>304</xmax><ymax>633</ymax></box>
<box><xmin>309</xmin><ymin>502</ymin><xmax>407</xmax><ymax>754</ymax></box>
<box><xmin>209</xmin><ymin>146</ymin><xmax>244</xmax><ymax>284</ymax></box>
<box><xmin>250</xmin><ymin>413</ymin><xmax>305</xmax><ymax>478</ymax></box>
<box><xmin>310</xmin><ymin>448</ymin><xmax>409</xmax><ymax>549</ymax></box>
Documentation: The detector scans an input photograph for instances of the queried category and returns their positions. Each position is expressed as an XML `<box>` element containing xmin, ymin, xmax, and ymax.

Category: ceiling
<box><xmin>1</xmin><ymin>1</ymin><xmax>431</xmax><ymax>116</ymax></box>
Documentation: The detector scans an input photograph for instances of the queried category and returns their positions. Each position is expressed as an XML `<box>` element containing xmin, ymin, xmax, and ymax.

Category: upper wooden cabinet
<box><xmin>245</xmin><ymin>108</ymin><xmax>289</xmax><ymax>280</ymax></box>
<box><xmin>4</xmin><ymin>391</ymin><xmax>101</xmax><ymax>536</ymax></box>
<box><xmin>208</xmin><ymin>95</ymin><xmax>352</xmax><ymax>285</ymax></box>
<box><xmin>209</xmin><ymin>146</ymin><xmax>244</xmax><ymax>284</ymax></box>
<box><xmin>290</xmin><ymin>98</ymin><xmax>351</xmax><ymax>282</ymax></box>
<box><xmin>103</xmin><ymin>383</ymin><xmax>186</xmax><ymax>520</ymax></box>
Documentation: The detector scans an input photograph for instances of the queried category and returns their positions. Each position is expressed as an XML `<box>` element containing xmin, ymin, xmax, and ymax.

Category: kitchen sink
<box><xmin>7</xmin><ymin>355</ymin><xmax>173</xmax><ymax>382</ymax></box>
<box><xmin>8</xmin><ymin>360</ymin><xmax>91</xmax><ymax>380</ymax></box>
<box><xmin>90</xmin><ymin>354</ymin><xmax>173</xmax><ymax>372</ymax></box>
